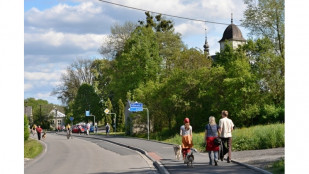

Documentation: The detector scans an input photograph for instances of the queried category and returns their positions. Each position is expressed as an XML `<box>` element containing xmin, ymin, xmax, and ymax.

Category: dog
<box><xmin>173</xmin><ymin>145</ymin><xmax>182</xmax><ymax>160</ymax></box>
<box><xmin>42</xmin><ymin>132</ymin><xmax>46</xmax><ymax>140</ymax></box>
<box><xmin>184</xmin><ymin>148</ymin><xmax>197</xmax><ymax>167</ymax></box>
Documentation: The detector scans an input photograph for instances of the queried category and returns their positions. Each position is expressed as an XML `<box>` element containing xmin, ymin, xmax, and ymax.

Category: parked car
<box><xmin>90</xmin><ymin>125</ymin><xmax>94</xmax><ymax>132</ymax></box>
<box><xmin>72</xmin><ymin>125</ymin><xmax>85</xmax><ymax>134</ymax></box>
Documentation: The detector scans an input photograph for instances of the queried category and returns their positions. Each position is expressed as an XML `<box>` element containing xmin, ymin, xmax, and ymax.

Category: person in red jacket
<box><xmin>36</xmin><ymin>125</ymin><xmax>42</xmax><ymax>140</ymax></box>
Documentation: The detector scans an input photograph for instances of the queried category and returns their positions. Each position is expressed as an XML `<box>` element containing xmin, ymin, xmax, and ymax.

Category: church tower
<box><xmin>203</xmin><ymin>28</ymin><xmax>210</xmax><ymax>55</ymax></box>
<box><xmin>219</xmin><ymin>14</ymin><xmax>246</xmax><ymax>51</ymax></box>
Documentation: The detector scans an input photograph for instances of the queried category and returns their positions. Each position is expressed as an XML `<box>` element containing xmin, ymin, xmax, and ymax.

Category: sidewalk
<box><xmin>232</xmin><ymin>148</ymin><xmax>284</xmax><ymax>169</ymax></box>
<box><xmin>58</xmin><ymin>132</ymin><xmax>280</xmax><ymax>174</ymax></box>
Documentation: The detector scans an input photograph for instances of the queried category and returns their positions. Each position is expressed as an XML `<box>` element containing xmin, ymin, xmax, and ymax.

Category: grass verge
<box><xmin>129</xmin><ymin>123</ymin><xmax>284</xmax><ymax>152</ymax></box>
<box><xmin>265</xmin><ymin>158</ymin><xmax>284</xmax><ymax>174</ymax></box>
<box><xmin>24</xmin><ymin>139</ymin><xmax>43</xmax><ymax>159</ymax></box>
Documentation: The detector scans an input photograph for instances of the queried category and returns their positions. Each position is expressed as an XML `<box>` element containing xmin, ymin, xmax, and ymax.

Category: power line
<box><xmin>98</xmin><ymin>0</ymin><xmax>235</xmax><ymax>26</ymax></box>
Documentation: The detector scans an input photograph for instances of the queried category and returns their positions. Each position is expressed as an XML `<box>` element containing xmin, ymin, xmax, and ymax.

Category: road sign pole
<box><xmin>143</xmin><ymin>108</ymin><xmax>149</xmax><ymax>140</ymax></box>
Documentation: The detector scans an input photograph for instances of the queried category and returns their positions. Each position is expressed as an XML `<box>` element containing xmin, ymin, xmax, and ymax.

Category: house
<box><xmin>49</xmin><ymin>108</ymin><xmax>66</xmax><ymax>130</ymax></box>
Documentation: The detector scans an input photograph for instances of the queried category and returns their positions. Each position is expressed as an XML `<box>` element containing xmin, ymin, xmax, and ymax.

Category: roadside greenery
<box><xmin>144</xmin><ymin>123</ymin><xmax>284</xmax><ymax>152</ymax></box>
<box><xmin>24</xmin><ymin>139</ymin><xmax>43</xmax><ymax>159</ymax></box>
<box><xmin>24</xmin><ymin>115</ymin><xmax>30</xmax><ymax>141</ymax></box>
<box><xmin>266</xmin><ymin>158</ymin><xmax>285</xmax><ymax>174</ymax></box>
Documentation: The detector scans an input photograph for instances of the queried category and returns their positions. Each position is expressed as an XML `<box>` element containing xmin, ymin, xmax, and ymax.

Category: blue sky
<box><xmin>24</xmin><ymin>0</ymin><xmax>250</xmax><ymax>105</ymax></box>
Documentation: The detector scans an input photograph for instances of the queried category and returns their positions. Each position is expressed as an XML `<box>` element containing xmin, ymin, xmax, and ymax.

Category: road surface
<box><xmin>24</xmin><ymin>133</ymin><xmax>157</xmax><ymax>174</ymax></box>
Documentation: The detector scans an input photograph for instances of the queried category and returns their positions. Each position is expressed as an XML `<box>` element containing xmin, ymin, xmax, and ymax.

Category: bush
<box><xmin>232</xmin><ymin>123</ymin><xmax>284</xmax><ymax>151</ymax></box>
<box><xmin>24</xmin><ymin>115</ymin><xmax>30</xmax><ymax>141</ymax></box>
<box><xmin>161</xmin><ymin>123</ymin><xmax>284</xmax><ymax>152</ymax></box>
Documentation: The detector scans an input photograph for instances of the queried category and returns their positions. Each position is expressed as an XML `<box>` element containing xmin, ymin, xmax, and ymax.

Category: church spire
<box><xmin>203</xmin><ymin>28</ymin><xmax>209</xmax><ymax>55</ymax></box>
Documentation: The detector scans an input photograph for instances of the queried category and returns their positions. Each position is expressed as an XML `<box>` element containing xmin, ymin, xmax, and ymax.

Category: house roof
<box><xmin>219</xmin><ymin>24</ymin><xmax>246</xmax><ymax>42</ymax></box>
<box><xmin>49</xmin><ymin>109</ymin><xmax>66</xmax><ymax>118</ymax></box>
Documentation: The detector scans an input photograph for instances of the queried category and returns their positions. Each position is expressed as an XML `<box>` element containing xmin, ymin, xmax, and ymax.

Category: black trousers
<box><xmin>221</xmin><ymin>137</ymin><xmax>232</xmax><ymax>160</ymax></box>
<box><xmin>37</xmin><ymin>132</ymin><xmax>41</xmax><ymax>140</ymax></box>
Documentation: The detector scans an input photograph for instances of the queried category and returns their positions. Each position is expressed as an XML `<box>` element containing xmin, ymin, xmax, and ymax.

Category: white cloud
<box><xmin>24</xmin><ymin>71</ymin><xmax>60</xmax><ymax>81</ymax></box>
<box><xmin>24</xmin><ymin>83</ymin><xmax>33</xmax><ymax>91</ymax></box>
<box><xmin>25</xmin><ymin>30</ymin><xmax>107</xmax><ymax>50</ymax></box>
<box><xmin>36</xmin><ymin>92</ymin><xmax>52</xmax><ymax>99</ymax></box>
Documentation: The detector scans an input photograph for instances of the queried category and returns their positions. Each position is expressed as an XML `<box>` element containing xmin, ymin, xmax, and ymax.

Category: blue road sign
<box><xmin>130</xmin><ymin>103</ymin><xmax>143</xmax><ymax>108</ymax></box>
<box><xmin>86</xmin><ymin>111</ymin><xmax>90</xmax><ymax>116</ymax></box>
<box><xmin>70</xmin><ymin>117</ymin><xmax>74</xmax><ymax>121</ymax></box>
<box><xmin>129</xmin><ymin>102</ymin><xmax>143</xmax><ymax>112</ymax></box>
<box><xmin>128</xmin><ymin>107</ymin><xmax>143</xmax><ymax>112</ymax></box>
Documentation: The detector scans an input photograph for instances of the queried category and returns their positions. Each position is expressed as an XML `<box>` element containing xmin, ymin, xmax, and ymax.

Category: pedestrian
<box><xmin>86</xmin><ymin>123</ymin><xmax>90</xmax><ymax>135</ymax></box>
<box><xmin>62</xmin><ymin>125</ymin><xmax>65</xmax><ymax>132</ymax></box>
<box><xmin>57</xmin><ymin>125</ymin><xmax>60</xmax><ymax>132</ymax></box>
<box><xmin>32</xmin><ymin>124</ymin><xmax>37</xmax><ymax>136</ymax></box>
<box><xmin>180</xmin><ymin>117</ymin><xmax>193</xmax><ymax>161</ymax></box>
<box><xmin>205</xmin><ymin>116</ymin><xmax>220</xmax><ymax>166</ymax></box>
<box><xmin>106</xmin><ymin>123</ymin><xmax>110</xmax><ymax>136</ymax></box>
<box><xmin>36</xmin><ymin>125</ymin><xmax>42</xmax><ymax>140</ymax></box>
<box><xmin>218</xmin><ymin>110</ymin><xmax>234</xmax><ymax>163</ymax></box>
<box><xmin>95</xmin><ymin>123</ymin><xmax>98</xmax><ymax>134</ymax></box>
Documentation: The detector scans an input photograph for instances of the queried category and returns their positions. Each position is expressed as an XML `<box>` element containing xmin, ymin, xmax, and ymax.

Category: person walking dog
<box><xmin>36</xmin><ymin>125</ymin><xmax>42</xmax><ymax>140</ymax></box>
<box><xmin>218</xmin><ymin>110</ymin><xmax>234</xmax><ymax>163</ymax></box>
<box><xmin>180</xmin><ymin>117</ymin><xmax>193</xmax><ymax>161</ymax></box>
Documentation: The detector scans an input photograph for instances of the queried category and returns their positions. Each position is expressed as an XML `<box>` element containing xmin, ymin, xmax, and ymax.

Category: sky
<box><xmin>23</xmin><ymin>0</ymin><xmax>250</xmax><ymax>105</ymax></box>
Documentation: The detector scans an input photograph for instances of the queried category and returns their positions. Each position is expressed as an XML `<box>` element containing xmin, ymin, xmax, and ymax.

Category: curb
<box><xmin>231</xmin><ymin>159</ymin><xmax>272</xmax><ymax>174</ymax></box>
<box><xmin>56</xmin><ymin>133</ymin><xmax>170</xmax><ymax>174</ymax></box>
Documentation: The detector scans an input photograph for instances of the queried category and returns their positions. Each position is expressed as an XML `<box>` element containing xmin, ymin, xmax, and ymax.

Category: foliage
<box><xmin>241</xmin><ymin>0</ymin><xmax>284</xmax><ymax>58</ymax></box>
<box><xmin>52</xmin><ymin>58</ymin><xmax>94</xmax><ymax>105</ymax></box>
<box><xmin>117</xmin><ymin>99</ymin><xmax>125</xmax><ymax>131</ymax></box>
<box><xmin>72</xmin><ymin>84</ymin><xmax>103</xmax><ymax>124</ymax></box>
<box><xmin>99</xmin><ymin>22</ymin><xmax>138</xmax><ymax>59</ymax></box>
<box><xmin>159</xmin><ymin>123</ymin><xmax>284</xmax><ymax>152</ymax></box>
<box><xmin>24</xmin><ymin>139</ymin><xmax>43</xmax><ymax>158</ymax></box>
<box><xmin>24</xmin><ymin>98</ymin><xmax>61</xmax><ymax>129</ymax></box>
<box><xmin>104</xmin><ymin>98</ymin><xmax>113</xmax><ymax>131</ymax></box>
<box><xmin>266</xmin><ymin>158</ymin><xmax>285</xmax><ymax>174</ymax></box>
<box><xmin>24</xmin><ymin>115</ymin><xmax>30</xmax><ymax>141</ymax></box>
<box><xmin>112</xmin><ymin>26</ymin><xmax>161</xmax><ymax>101</ymax></box>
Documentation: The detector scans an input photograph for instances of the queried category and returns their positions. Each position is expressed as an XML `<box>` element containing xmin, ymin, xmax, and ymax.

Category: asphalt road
<box><xmin>24</xmin><ymin>133</ymin><xmax>157</xmax><ymax>174</ymax></box>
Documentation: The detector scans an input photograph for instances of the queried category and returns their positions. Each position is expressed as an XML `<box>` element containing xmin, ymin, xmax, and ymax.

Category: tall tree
<box><xmin>241</xmin><ymin>0</ymin><xmax>284</xmax><ymax>59</ymax></box>
<box><xmin>112</xmin><ymin>26</ymin><xmax>161</xmax><ymax>101</ymax></box>
<box><xmin>104</xmin><ymin>98</ymin><xmax>113</xmax><ymax>130</ymax></box>
<box><xmin>52</xmin><ymin>58</ymin><xmax>94</xmax><ymax>105</ymax></box>
<box><xmin>117</xmin><ymin>99</ymin><xmax>125</xmax><ymax>132</ymax></box>
<box><xmin>72</xmin><ymin>84</ymin><xmax>102</xmax><ymax>124</ymax></box>
<box><xmin>99</xmin><ymin>22</ymin><xmax>138</xmax><ymax>59</ymax></box>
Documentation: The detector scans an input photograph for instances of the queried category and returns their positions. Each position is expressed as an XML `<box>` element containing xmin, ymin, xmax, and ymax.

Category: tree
<box><xmin>104</xmin><ymin>98</ymin><xmax>113</xmax><ymax>131</ymax></box>
<box><xmin>52</xmin><ymin>58</ymin><xmax>94</xmax><ymax>105</ymax></box>
<box><xmin>25</xmin><ymin>98</ymin><xmax>57</xmax><ymax>129</ymax></box>
<box><xmin>112</xmin><ymin>26</ymin><xmax>162</xmax><ymax>101</ymax></box>
<box><xmin>117</xmin><ymin>99</ymin><xmax>125</xmax><ymax>132</ymax></box>
<box><xmin>24</xmin><ymin>115</ymin><xmax>30</xmax><ymax>141</ymax></box>
<box><xmin>241</xmin><ymin>0</ymin><xmax>284</xmax><ymax>59</ymax></box>
<box><xmin>99</xmin><ymin>22</ymin><xmax>138</xmax><ymax>59</ymax></box>
<box><xmin>72</xmin><ymin>84</ymin><xmax>102</xmax><ymax>124</ymax></box>
<box><xmin>91</xmin><ymin>59</ymin><xmax>114</xmax><ymax>100</ymax></box>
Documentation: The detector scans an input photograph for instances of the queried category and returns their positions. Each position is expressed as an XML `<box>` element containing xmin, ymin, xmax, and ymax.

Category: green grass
<box><xmin>232</xmin><ymin>123</ymin><xmax>284</xmax><ymax>151</ymax></box>
<box><xmin>130</xmin><ymin>123</ymin><xmax>284</xmax><ymax>152</ymax></box>
<box><xmin>24</xmin><ymin>139</ymin><xmax>43</xmax><ymax>159</ymax></box>
<box><xmin>266</xmin><ymin>158</ymin><xmax>285</xmax><ymax>174</ymax></box>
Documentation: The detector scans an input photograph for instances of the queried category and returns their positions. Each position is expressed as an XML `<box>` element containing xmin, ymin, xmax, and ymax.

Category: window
<box><xmin>57</xmin><ymin>120</ymin><xmax>62</xmax><ymax>125</ymax></box>
<box><xmin>51</xmin><ymin>120</ymin><xmax>54</xmax><ymax>124</ymax></box>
